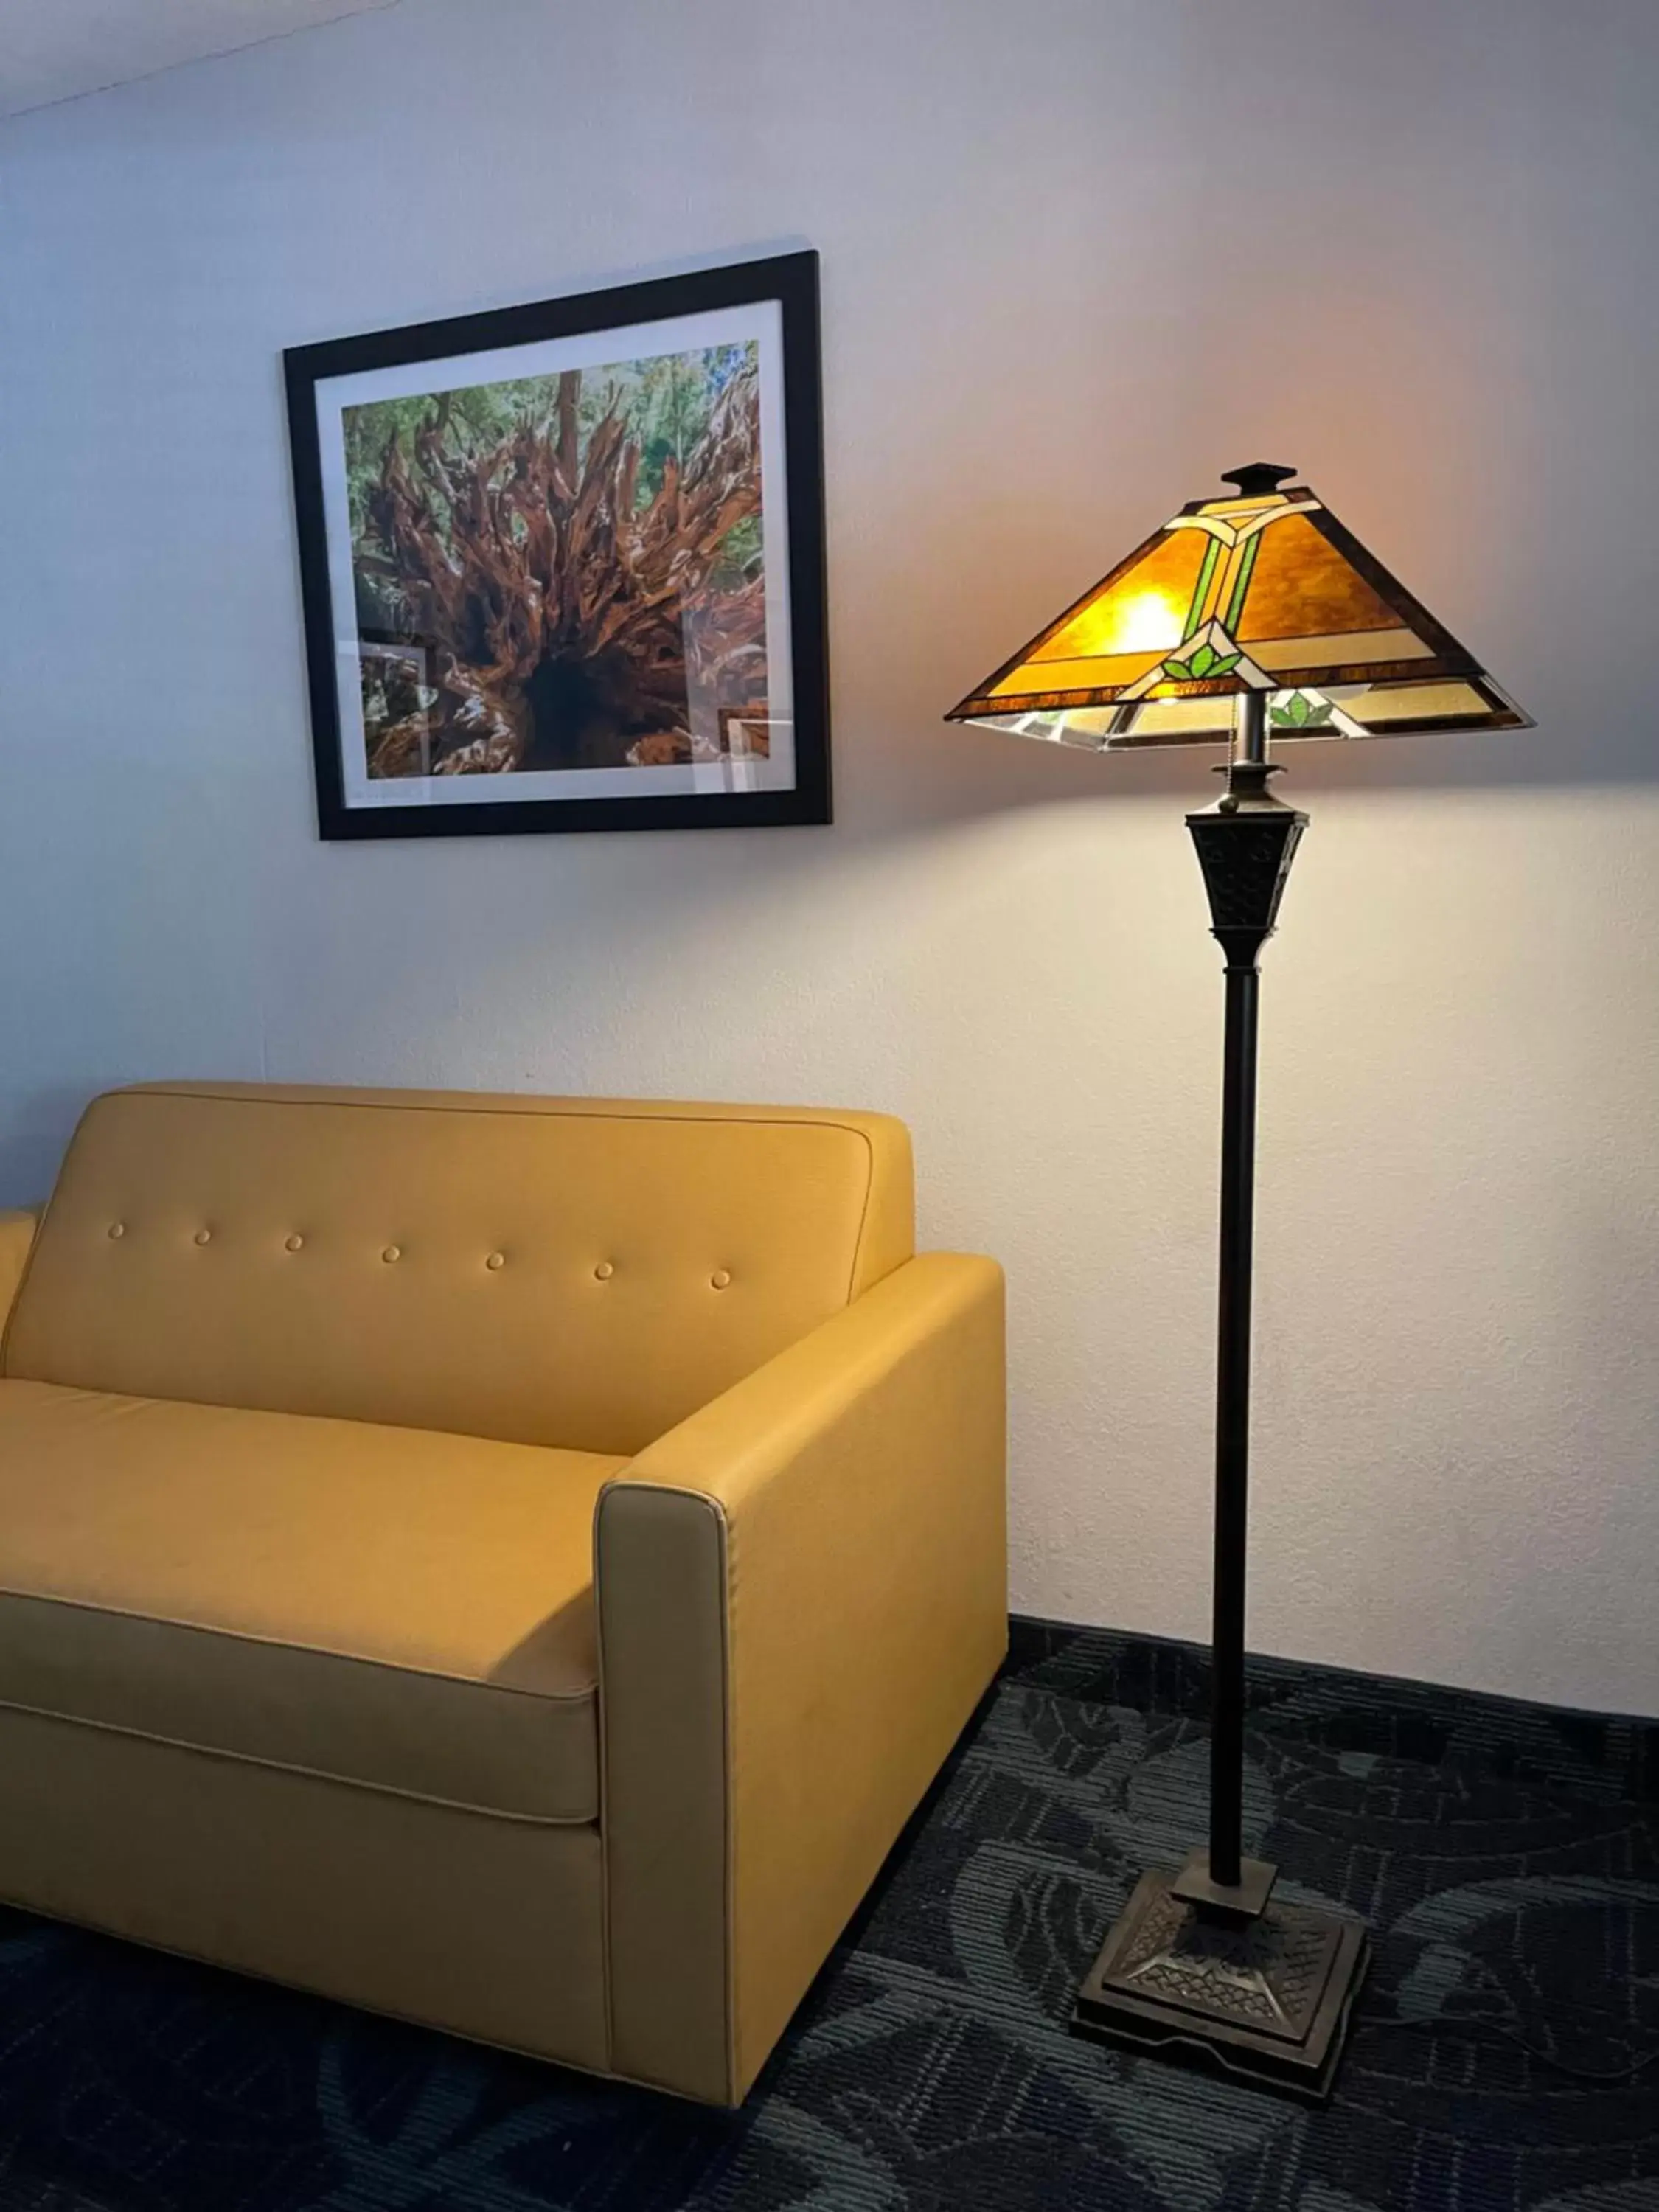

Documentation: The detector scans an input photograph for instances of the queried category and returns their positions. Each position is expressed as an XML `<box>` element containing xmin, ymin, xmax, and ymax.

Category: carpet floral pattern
<box><xmin>0</xmin><ymin>1625</ymin><xmax>1654</xmax><ymax>2212</ymax></box>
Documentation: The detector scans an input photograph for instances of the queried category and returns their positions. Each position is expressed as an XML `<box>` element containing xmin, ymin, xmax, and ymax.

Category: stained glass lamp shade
<box><xmin>946</xmin><ymin>463</ymin><xmax>1529</xmax><ymax>2104</ymax></box>
<box><xmin>947</xmin><ymin>462</ymin><xmax>1529</xmax><ymax>749</ymax></box>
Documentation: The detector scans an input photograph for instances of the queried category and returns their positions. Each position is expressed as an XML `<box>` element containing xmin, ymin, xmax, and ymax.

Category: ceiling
<box><xmin>1</xmin><ymin>0</ymin><xmax>402</xmax><ymax>118</ymax></box>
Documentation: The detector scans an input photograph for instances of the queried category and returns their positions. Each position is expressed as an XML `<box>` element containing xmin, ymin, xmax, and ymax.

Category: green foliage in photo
<box><xmin>343</xmin><ymin>340</ymin><xmax>758</xmax><ymax>555</ymax></box>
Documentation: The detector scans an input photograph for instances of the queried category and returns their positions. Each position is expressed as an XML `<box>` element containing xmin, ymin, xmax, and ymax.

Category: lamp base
<box><xmin>1071</xmin><ymin>1853</ymin><xmax>1368</xmax><ymax>2103</ymax></box>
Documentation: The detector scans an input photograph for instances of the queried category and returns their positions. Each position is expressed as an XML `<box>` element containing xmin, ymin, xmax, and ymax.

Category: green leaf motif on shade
<box><xmin>1270</xmin><ymin>692</ymin><xmax>1332</xmax><ymax>728</ymax></box>
<box><xmin>1164</xmin><ymin>641</ymin><xmax>1241</xmax><ymax>683</ymax></box>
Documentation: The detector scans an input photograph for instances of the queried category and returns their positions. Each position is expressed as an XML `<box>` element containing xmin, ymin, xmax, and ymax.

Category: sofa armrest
<box><xmin>0</xmin><ymin>1210</ymin><xmax>40</xmax><ymax>1336</ymax></box>
<box><xmin>595</xmin><ymin>1251</ymin><xmax>1006</xmax><ymax>2103</ymax></box>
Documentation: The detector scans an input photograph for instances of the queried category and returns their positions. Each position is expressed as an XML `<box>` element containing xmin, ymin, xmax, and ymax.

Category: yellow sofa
<box><xmin>0</xmin><ymin>1082</ymin><xmax>1006</xmax><ymax>2104</ymax></box>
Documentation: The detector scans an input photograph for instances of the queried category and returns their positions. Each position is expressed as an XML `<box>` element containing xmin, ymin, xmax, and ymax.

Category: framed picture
<box><xmin>284</xmin><ymin>251</ymin><xmax>829</xmax><ymax>838</ymax></box>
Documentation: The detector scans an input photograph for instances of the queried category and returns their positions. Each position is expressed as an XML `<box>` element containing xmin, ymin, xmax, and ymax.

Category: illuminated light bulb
<box><xmin>1066</xmin><ymin>587</ymin><xmax>1186</xmax><ymax>659</ymax></box>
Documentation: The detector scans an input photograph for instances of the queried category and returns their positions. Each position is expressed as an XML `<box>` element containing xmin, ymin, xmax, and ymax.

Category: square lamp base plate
<box><xmin>1071</xmin><ymin>1860</ymin><xmax>1369</xmax><ymax>2103</ymax></box>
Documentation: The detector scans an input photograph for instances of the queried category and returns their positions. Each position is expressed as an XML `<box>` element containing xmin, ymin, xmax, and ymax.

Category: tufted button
<box><xmin>593</xmin><ymin>1261</ymin><xmax>614</xmax><ymax>1281</ymax></box>
<box><xmin>710</xmin><ymin>1268</ymin><xmax>732</xmax><ymax>1290</ymax></box>
<box><xmin>485</xmin><ymin>1251</ymin><xmax>505</xmax><ymax>1271</ymax></box>
<box><xmin>107</xmin><ymin>1223</ymin><xmax>125</xmax><ymax>1240</ymax></box>
<box><xmin>285</xmin><ymin>1234</ymin><xmax>305</xmax><ymax>1253</ymax></box>
<box><xmin>194</xmin><ymin>1228</ymin><xmax>212</xmax><ymax>1246</ymax></box>
<box><xmin>382</xmin><ymin>1245</ymin><xmax>401</xmax><ymax>1264</ymax></box>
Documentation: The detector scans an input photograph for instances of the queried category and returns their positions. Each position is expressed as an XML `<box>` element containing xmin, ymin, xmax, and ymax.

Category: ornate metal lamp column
<box><xmin>945</xmin><ymin>461</ymin><xmax>1529</xmax><ymax>2101</ymax></box>
<box><xmin>1188</xmin><ymin>690</ymin><xmax>1303</xmax><ymax>1900</ymax></box>
<box><xmin>1065</xmin><ymin>698</ymin><xmax>1375</xmax><ymax>2103</ymax></box>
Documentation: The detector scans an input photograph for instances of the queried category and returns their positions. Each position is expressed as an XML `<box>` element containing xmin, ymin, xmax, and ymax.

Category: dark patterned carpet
<box><xmin>0</xmin><ymin>1622</ymin><xmax>1655</xmax><ymax>2212</ymax></box>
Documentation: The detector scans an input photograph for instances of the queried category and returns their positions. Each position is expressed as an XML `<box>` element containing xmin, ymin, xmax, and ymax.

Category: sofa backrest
<box><xmin>3</xmin><ymin>1084</ymin><xmax>915</xmax><ymax>1455</ymax></box>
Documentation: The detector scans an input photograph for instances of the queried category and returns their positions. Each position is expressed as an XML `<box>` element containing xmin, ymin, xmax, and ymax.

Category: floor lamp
<box><xmin>946</xmin><ymin>463</ymin><xmax>1529</xmax><ymax>2100</ymax></box>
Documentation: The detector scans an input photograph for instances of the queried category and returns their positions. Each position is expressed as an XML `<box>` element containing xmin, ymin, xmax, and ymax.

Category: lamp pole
<box><xmin>1074</xmin><ymin>684</ymin><xmax>1369</xmax><ymax>2098</ymax></box>
<box><xmin>1201</xmin><ymin>688</ymin><xmax>1280</xmax><ymax>1893</ymax></box>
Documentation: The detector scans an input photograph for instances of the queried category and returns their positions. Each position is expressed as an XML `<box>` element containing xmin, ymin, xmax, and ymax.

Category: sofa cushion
<box><xmin>3</xmin><ymin>1084</ymin><xmax>915</xmax><ymax>1455</ymax></box>
<box><xmin>0</xmin><ymin>1380</ymin><xmax>621</xmax><ymax>1822</ymax></box>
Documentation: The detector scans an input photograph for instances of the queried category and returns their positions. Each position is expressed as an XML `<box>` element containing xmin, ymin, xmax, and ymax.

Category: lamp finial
<box><xmin>1220</xmin><ymin>462</ymin><xmax>1296</xmax><ymax>498</ymax></box>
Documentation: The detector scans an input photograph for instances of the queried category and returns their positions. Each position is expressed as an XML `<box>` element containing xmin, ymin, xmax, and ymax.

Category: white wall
<box><xmin>3</xmin><ymin>0</ymin><xmax>1657</xmax><ymax>1714</ymax></box>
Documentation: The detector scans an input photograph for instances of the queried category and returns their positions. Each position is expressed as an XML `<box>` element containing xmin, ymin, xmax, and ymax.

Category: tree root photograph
<box><xmin>347</xmin><ymin>342</ymin><xmax>768</xmax><ymax>778</ymax></box>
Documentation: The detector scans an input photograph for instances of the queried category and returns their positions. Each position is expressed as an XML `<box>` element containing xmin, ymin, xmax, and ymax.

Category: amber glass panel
<box><xmin>1112</xmin><ymin>696</ymin><xmax>1236</xmax><ymax>742</ymax></box>
<box><xmin>1342</xmin><ymin>680</ymin><xmax>1495</xmax><ymax>729</ymax></box>
<box><xmin>1235</xmin><ymin>512</ymin><xmax>1403</xmax><ymax>644</ymax></box>
<box><xmin>1032</xmin><ymin>528</ymin><xmax>1207</xmax><ymax>664</ymax></box>
<box><xmin>990</xmin><ymin>653</ymin><xmax>1161</xmax><ymax>698</ymax></box>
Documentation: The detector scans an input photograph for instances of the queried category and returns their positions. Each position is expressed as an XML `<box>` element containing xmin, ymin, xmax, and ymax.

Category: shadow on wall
<box><xmin>822</xmin><ymin>680</ymin><xmax>1638</xmax><ymax>880</ymax></box>
<box><xmin>0</xmin><ymin>1090</ymin><xmax>94</xmax><ymax>1210</ymax></box>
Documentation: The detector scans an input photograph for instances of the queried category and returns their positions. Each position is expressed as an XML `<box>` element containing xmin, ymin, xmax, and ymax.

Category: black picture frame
<box><xmin>284</xmin><ymin>251</ymin><xmax>830</xmax><ymax>839</ymax></box>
